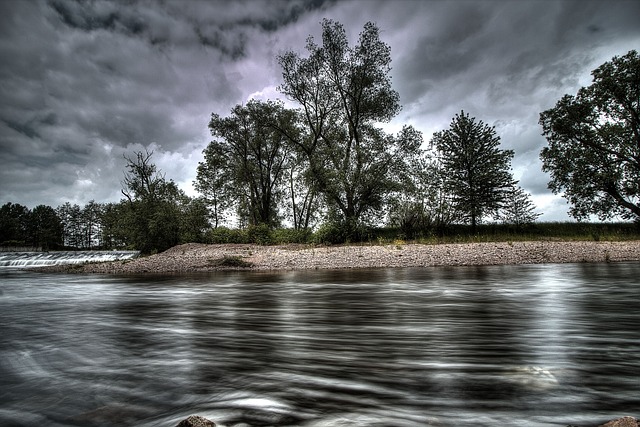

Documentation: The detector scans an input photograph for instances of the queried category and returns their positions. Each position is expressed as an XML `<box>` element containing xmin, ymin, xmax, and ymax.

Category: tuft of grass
<box><xmin>209</xmin><ymin>256</ymin><xmax>254</xmax><ymax>268</ymax></box>
<box><xmin>201</xmin><ymin>221</ymin><xmax>639</xmax><ymax>246</ymax></box>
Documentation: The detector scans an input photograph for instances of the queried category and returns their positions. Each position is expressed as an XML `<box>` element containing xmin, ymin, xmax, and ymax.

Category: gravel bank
<box><xmin>58</xmin><ymin>240</ymin><xmax>640</xmax><ymax>274</ymax></box>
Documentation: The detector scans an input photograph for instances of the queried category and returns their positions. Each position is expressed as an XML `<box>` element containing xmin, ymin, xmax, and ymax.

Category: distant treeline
<box><xmin>1</xmin><ymin>199</ymin><xmax>638</xmax><ymax>253</ymax></box>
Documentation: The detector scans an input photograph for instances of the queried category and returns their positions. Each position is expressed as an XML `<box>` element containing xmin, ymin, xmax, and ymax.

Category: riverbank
<box><xmin>46</xmin><ymin>240</ymin><xmax>640</xmax><ymax>274</ymax></box>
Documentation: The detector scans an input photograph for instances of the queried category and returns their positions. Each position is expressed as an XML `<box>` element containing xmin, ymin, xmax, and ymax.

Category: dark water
<box><xmin>1</xmin><ymin>263</ymin><xmax>639</xmax><ymax>427</ymax></box>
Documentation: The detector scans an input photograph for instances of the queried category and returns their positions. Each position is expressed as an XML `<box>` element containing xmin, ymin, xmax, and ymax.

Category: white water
<box><xmin>0</xmin><ymin>251</ymin><xmax>139</xmax><ymax>267</ymax></box>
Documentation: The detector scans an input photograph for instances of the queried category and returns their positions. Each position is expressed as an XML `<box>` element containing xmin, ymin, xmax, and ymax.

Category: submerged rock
<box><xmin>176</xmin><ymin>415</ymin><xmax>216</xmax><ymax>427</ymax></box>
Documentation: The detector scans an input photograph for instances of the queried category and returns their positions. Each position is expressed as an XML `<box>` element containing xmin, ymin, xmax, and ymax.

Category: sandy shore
<box><xmin>52</xmin><ymin>240</ymin><xmax>640</xmax><ymax>274</ymax></box>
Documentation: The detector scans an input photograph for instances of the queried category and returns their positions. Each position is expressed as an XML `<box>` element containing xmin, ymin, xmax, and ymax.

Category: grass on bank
<box><xmin>204</xmin><ymin>221</ymin><xmax>640</xmax><ymax>246</ymax></box>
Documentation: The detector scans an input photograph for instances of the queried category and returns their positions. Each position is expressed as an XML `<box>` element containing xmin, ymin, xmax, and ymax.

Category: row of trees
<box><xmin>195</xmin><ymin>20</ymin><xmax>539</xmax><ymax>240</ymax></box>
<box><xmin>0</xmin><ymin>203</ymin><xmax>63</xmax><ymax>250</ymax></box>
<box><xmin>3</xmin><ymin>22</ymin><xmax>637</xmax><ymax>253</ymax></box>
<box><xmin>1</xmin><ymin>20</ymin><xmax>541</xmax><ymax>252</ymax></box>
<box><xmin>1</xmin><ymin>151</ymin><xmax>210</xmax><ymax>252</ymax></box>
<box><xmin>195</xmin><ymin>26</ymin><xmax>640</xmax><ymax>237</ymax></box>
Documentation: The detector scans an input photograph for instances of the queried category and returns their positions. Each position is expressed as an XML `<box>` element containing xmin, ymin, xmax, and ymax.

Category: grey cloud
<box><xmin>47</xmin><ymin>0</ymin><xmax>337</xmax><ymax>58</ymax></box>
<box><xmin>1</xmin><ymin>0</ymin><xmax>639</xmax><ymax>221</ymax></box>
<box><xmin>48</xmin><ymin>0</ymin><xmax>146</xmax><ymax>34</ymax></box>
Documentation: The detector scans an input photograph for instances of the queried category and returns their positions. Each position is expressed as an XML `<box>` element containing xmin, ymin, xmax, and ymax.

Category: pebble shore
<box><xmin>62</xmin><ymin>240</ymin><xmax>640</xmax><ymax>274</ymax></box>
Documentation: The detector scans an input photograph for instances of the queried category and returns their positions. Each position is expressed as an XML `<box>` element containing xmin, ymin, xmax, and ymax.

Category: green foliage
<box><xmin>286</xmin><ymin>156</ymin><xmax>322</xmax><ymax>230</ymax></box>
<box><xmin>204</xmin><ymin>99</ymin><xmax>298</xmax><ymax>227</ymax></box>
<box><xmin>272</xmin><ymin>228</ymin><xmax>313</xmax><ymax>244</ymax></box>
<box><xmin>119</xmin><ymin>149</ymin><xmax>203</xmax><ymax>254</ymax></box>
<box><xmin>100</xmin><ymin>202</ymin><xmax>132</xmax><ymax>249</ymax></box>
<box><xmin>205</xmin><ymin>226</ymin><xmax>313</xmax><ymax>245</ymax></box>
<box><xmin>499</xmin><ymin>186</ymin><xmax>541</xmax><ymax>228</ymax></box>
<box><xmin>432</xmin><ymin>111</ymin><xmax>516</xmax><ymax>231</ymax></box>
<box><xmin>205</xmin><ymin>226</ymin><xmax>248</xmax><ymax>244</ymax></box>
<box><xmin>540</xmin><ymin>50</ymin><xmax>640</xmax><ymax>222</ymax></box>
<box><xmin>312</xmin><ymin>220</ymin><xmax>371</xmax><ymax>244</ymax></box>
<box><xmin>312</xmin><ymin>222</ymin><xmax>346</xmax><ymax>245</ymax></box>
<box><xmin>194</xmin><ymin>141</ymin><xmax>233</xmax><ymax>228</ymax></box>
<box><xmin>28</xmin><ymin>205</ymin><xmax>64</xmax><ymax>250</ymax></box>
<box><xmin>0</xmin><ymin>202</ymin><xmax>30</xmax><ymax>246</ymax></box>
<box><xmin>386</xmin><ymin>156</ymin><xmax>460</xmax><ymax>238</ymax></box>
<box><xmin>246</xmin><ymin>224</ymin><xmax>274</xmax><ymax>245</ymax></box>
<box><xmin>56</xmin><ymin>200</ymin><xmax>104</xmax><ymax>249</ymax></box>
<box><xmin>179</xmin><ymin>197</ymin><xmax>209</xmax><ymax>244</ymax></box>
<box><xmin>278</xmin><ymin>20</ymin><xmax>422</xmax><ymax>234</ymax></box>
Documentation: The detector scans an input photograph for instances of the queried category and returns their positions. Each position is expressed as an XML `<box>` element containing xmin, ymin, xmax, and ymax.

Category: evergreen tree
<box><xmin>432</xmin><ymin>111</ymin><xmax>515</xmax><ymax>232</ymax></box>
<box><xmin>500</xmin><ymin>185</ymin><xmax>541</xmax><ymax>227</ymax></box>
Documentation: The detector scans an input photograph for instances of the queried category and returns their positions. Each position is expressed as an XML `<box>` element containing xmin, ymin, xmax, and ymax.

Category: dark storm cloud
<box><xmin>0</xmin><ymin>0</ymin><xmax>638</xmax><ymax>221</ymax></box>
<box><xmin>0</xmin><ymin>0</ymin><xmax>340</xmax><ymax>208</ymax></box>
<box><xmin>48</xmin><ymin>0</ymin><xmax>336</xmax><ymax>57</ymax></box>
<box><xmin>377</xmin><ymin>0</ymin><xmax>640</xmax><ymax>219</ymax></box>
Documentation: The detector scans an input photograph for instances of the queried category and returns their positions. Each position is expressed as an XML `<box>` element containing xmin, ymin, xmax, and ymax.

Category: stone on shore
<box><xmin>176</xmin><ymin>415</ymin><xmax>216</xmax><ymax>427</ymax></box>
<box><xmin>599</xmin><ymin>416</ymin><xmax>639</xmax><ymax>427</ymax></box>
<box><xmin>47</xmin><ymin>240</ymin><xmax>640</xmax><ymax>274</ymax></box>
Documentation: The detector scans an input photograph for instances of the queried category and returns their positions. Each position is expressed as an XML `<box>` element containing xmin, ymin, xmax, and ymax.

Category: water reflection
<box><xmin>1</xmin><ymin>263</ymin><xmax>639</xmax><ymax>426</ymax></box>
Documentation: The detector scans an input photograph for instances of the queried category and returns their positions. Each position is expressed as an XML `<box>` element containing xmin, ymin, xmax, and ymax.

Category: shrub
<box><xmin>272</xmin><ymin>228</ymin><xmax>313</xmax><ymax>244</ymax></box>
<box><xmin>312</xmin><ymin>221</ymin><xmax>371</xmax><ymax>244</ymax></box>
<box><xmin>246</xmin><ymin>224</ymin><xmax>274</xmax><ymax>245</ymax></box>
<box><xmin>205</xmin><ymin>227</ymin><xmax>247</xmax><ymax>244</ymax></box>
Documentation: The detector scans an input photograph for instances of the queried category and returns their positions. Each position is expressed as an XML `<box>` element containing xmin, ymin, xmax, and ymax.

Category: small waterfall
<box><xmin>0</xmin><ymin>251</ymin><xmax>140</xmax><ymax>268</ymax></box>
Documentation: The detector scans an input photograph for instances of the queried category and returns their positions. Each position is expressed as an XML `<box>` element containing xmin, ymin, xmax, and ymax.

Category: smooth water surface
<box><xmin>1</xmin><ymin>263</ymin><xmax>639</xmax><ymax>426</ymax></box>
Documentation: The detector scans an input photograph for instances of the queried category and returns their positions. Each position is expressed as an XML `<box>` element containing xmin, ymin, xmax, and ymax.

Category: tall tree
<box><xmin>81</xmin><ymin>200</ymin><xmax>103</xmax><ymax>249</ymax></box>
<box><xmin>387</xmin><ymin>155</ymin><xmax>460</xmax><ymax>236</ymax></box>
<box><xmin>278</xmin><ymin>19</ymin><xmax>422</xmax><ymax>236</ymax></box>
<box><xmin>121</xmin><ymin>150</ymin><xmax>182</xmax><ymax>253</ymax></box>
<box><xmin>28</xmin><ymin>205</ymin><xmax>63</xmax><ymax>250</ymax></box>
<box><xmin>195</xmin><ymin>141</ymin><xmax>234</xmax><ymax>228</ymax></box>
<box><xmin>56</xmin><ymin>202</ymin><xmax>82</xmax><ymax>248</ymax></box>
<box><xmin>178</xmin><ymin>196</ymin><xmax>209</xmax><ymax>243</ymax></box>
<box><xmin>540</xmin><ymin>50</ymin><xmax>640</xmax><ymax>222</ymax></box>
<box><xmin>100</xmin><ymin>202</ymin><xmax>128</xmax><ymax>250</ymax></box>
<box><xmin>432</xmin><ymin>111</ymin><xmax>515</xmax><ymax>232</ymax></box>
<box><xmin>0</xmin><ymin>202</ymin><xmax>30</xmax><ymax>245</ymax></box>
<box><xmin>286</xmin><ymin>153</ymin><xmax>321</xmax><ymax>230</ymax></box>
<box><xmin>204</xmin><ymin>99</ymin><xmax>299</xmax><ymax>227</ymax></box>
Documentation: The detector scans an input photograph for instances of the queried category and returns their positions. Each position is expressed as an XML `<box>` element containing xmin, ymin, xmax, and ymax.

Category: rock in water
<box><xmin>599</xmin><ymin>417</ymin><xmax>639</xmax><ymax>427</ymax></box>
<box><xmin>176</xmin><ymin>415</ymin><xmax>216</xmax><ymax>427</ymax></box>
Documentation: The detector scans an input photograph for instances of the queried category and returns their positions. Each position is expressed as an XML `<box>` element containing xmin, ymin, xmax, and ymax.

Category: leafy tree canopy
<box><xmin>540</xmin><ymin>50</ymin><xmax>640</xmax><ymax>222</ymax></box>
<box><xmin>278</xmin><ymin>19</ymin><xmax>422</xmax><ymax>233</ymax></box>
<box><xmin>205</xmin><ymin>99</ymin><xmax>299</xmax><ymax>227</ymax></box>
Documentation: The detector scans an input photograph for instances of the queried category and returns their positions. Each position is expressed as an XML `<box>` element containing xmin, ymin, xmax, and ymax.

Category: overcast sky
<box><xmin>1</xmin><ymin>0</ymin><xmax>639</xmax><ymax>221</ymax></box>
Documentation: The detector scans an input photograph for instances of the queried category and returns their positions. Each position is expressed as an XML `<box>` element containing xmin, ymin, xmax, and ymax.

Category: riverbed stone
<box><xmin>49</xmin><ymin>240</ymin><xmax>640</xmax><ymax>274</ymax></box>
<box><xmin>599</xmin><ymin>417</ymin><xmax>639</xmax><ymax>427</ymax></box>
<box><xmin>176</xmin><ymin>415</ymin><xmax>216</xmax><ymax>427</ymax></box>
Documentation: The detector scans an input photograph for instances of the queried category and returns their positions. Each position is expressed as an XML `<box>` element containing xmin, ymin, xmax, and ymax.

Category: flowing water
<box><xmin>1</xmin><ymin>263</ymin><xmax>639</xmax><ymax>427</ymax></box>
<box><xmin>0</xmin><ymin>251</ymin><xmax>139</xmax><ymax>268</ymax></box>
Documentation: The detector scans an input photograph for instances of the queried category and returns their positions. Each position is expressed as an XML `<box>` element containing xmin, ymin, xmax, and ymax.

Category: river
<box><xmin>1</xmin><ymin>263</ymin><xmax>639</xmax><ymax>426</ymax></box>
